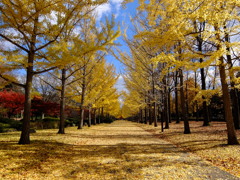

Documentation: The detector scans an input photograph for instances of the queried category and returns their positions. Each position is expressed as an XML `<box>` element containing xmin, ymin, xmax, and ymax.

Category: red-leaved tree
<box><xmin>0</xmin><ymin>90</ymin><xmax>25</xmax><ymax>118</ymax></box>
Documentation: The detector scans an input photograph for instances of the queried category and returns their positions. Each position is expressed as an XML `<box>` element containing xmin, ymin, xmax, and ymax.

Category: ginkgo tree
<box><xmin>0</xmin><ymin>0</ymin><xmax>108</xmax><ymax>144</ymax></box>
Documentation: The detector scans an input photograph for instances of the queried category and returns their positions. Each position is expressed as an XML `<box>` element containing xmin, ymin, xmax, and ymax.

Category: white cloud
<box><xmin>110</xmin><ymin>0</ymin><xmax>124</xmax><ymax>17</ymax></box>
<box><xmin>94</xmin><ymin>0</ymin><xmax>123</xmax><ymax>20</ymax></box>
<box><xmin>94</xmin><ymin>3</ymin><xmax>111</xmax><ymax>19</ymax></box>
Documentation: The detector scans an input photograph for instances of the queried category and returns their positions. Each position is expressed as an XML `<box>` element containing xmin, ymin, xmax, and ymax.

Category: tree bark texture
<box><xmin>58</xmin><ymin>68</ymin><xmax>66</xmax><ymax>134</ymax></box>
<box><xmin>179</xmin><ymin>68</ymin><xmax>191</xmax><ymax>134</ymax></box>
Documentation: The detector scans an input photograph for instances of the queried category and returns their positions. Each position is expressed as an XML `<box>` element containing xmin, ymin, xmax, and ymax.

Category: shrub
<box><xmin>0</xmin><ymin>123</ymin><xmax>10</xmax><ymax>133</ymax></box>
<box><xmin>66</xmin><ymin>117</ymin><xmax>79</xmax><ymax>126</ymax></box>
<box><xmin>65</xmin><ymin>120</ymin><xmax>74</xmax><ymax>127</ymax></box>
<box><xmin>43</xmin><ymin>117</ymin><xmax>60</xmax><ymax>122</ymax></box>
<box><xmin>43</xmin><ymin>121</ymin><xmax>59</xmax><ymax>129</ymax></box>
<box><xmin>9</xmin><ymin>120</ymin><xmax>22</xmax><ymax>131</ymax></box>
<box><xmin>0</xmin><ymin>117</ymin><xmax>12</xmax><ymax>124</ymax></box>
<box><xmin>97</xmin><ymin>115</ymin><xmax>115</xmax><ymax>124</ymax></box>
<box><xmin>0</xmin><ymin>118</ymin><xmax>22</xmax><ymax>131</ymax></box>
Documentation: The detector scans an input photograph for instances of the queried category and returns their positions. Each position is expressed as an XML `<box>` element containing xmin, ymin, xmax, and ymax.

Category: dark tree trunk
<box><xmin>199</xmin><ymin>49</ymin><xmax>210</xmax><ymax>126</ymax></box>
<box><xmin>140</xmin><ymin>109</ymin><xmax>143</xmax><ymax>123</ymax></box>
<box><xmin>58</xmin><ymin>68</ymin><xmax>66</xmax><ymax>134</ymax></box>
<box><xmin>19</xmin><ymin>52</ymin><xmax>34</xmax><ymax>144</ymax></box>
<box><xmin>78</xmin><ymin>70</ymin><xmax>86</xmax><ymax>129</ymax></box>
<box><xmin>151</xmin><ymin>71</ymin><xmax>158</xmax><ymax>127</ymax></box>
<box><xmin>218</xmin><ymin>56</ymin><xmax>239</xmax><ymax>144</ymax></box>
<box><xmin>168</xmin><ymin>88</ymin><xmax>171</xmax><ymax>123</ymax></box>
<box><xmin>161</xmin><ymin>111</ymin><xmax>164</xmax><ymax>132</ymax></box>
<box><xmin>144</xmin><ymin>106</ymin><xmax>148</xmax><ymax>124</ymax></box>
<box><xmin>164</xmin><ymin>96</ymin><xmax>169</xmax><ymax>129</ymax></box>
<box><xmin>19</xmin><ymin>71</ymin><xmax>32</xmax><ymax>144</ymax></box>
<box><xmin>78</xmin><ymin>107</ymin><xmax>84</xmax><ymax>129</ymax></box>
<box><xmin>185</xmin><ymin>73</ymin><xmax>189</xmax><ymax>116</ymax></box>
<box><xmin>100</xmin><ymin>107</ymin><xmax>103</xmax><ymax>123</ymax></box>
<box><xmin>224</xmin><ymin>31</ymin><xmax>240</xmax><ymax>129</ymax></box>
<box><xmin>149</xmin><ymin>104</ymin><xmax>152</xmax><ymax>125</ymax></box>
<box><xmin>179</xmin><ymin>68</ymin><xmax>191</xmax><ymax>134</ymax></box>
<box><xmin>215</xmin><ymin>26</ymin><xmax>239</xmax><ymax>144</ymax></box>
<box><xmin>195</xmin><ymin>21</ymin><xmax>210</xmax><ymax>126</ymax></box>
<box><xmin>93</xmin><ymin>108</ymin><xmax>97</xmax><ymax>125</ymax></box>
<box><xmin>160</xmin><ymin>93</ymin><xmax>164</xmax><ymax>132</ymax></box>
<box><xmin>153</xmin><ymin>102</ymin><xmax>157</xmax><ymax>127</ymax></box>
<box><xmin>230</xmin><ymin>89</ymin><xmax>240</xmax><ymax>129</ymax></box>
<box><xmin>98</xmin><ymin>108</ymin><xmax>101</xmax><ymax>124</ymax></box>
<box><xmin>88</xmin><ymin>107</ymin><xmax>91</xmax><ymax>127</ymax></box>
<box><xmin>175</xmin><ymin>71</ymin><xmax>180</xmax><ymax>123</ymax></box>
<box><xmin>194</xmin><ymin>71</ymin><xmax>199</xmax><ymax>121</ymax></box>
<box><xmin>163</xmin><ymin>76</ymin><xmax>169</xmax><ymax>129</ymax></box>
<box><xmin>137</xmin><ymin>110</ymin><xmax>140</xmax><ymax>123</ymax></box>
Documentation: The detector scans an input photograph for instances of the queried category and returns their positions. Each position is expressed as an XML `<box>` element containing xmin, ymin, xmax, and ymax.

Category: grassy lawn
<box><xmin>138</xmin><ymin>121</ymin><xmax>240</xmax><ymax>178</ymax></box>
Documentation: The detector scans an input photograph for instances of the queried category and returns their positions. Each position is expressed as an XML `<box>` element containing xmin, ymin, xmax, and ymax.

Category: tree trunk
<box><xmin>163</xmin><ymin>76</ymin><xmax>169</xmax><ymax>129</ymax></box>
<box><xmin>185</xmin><ymin>73</ymin><xmax>189</xmax><ymax>116</ymax></box>
<box><xmin>78</xmin><ymin>107</ymin><xmax>84</xmax><ymax>129</ymax></box>
<box><xmin>100</xmin><ymin>107</ymin><xmax>103</xmax><ymax>123</ymax></box>
<box><xmin>194</xmin><ymin>71</ymin><xmax>199</xmax><ymax>121</ymax></box>
<box><xmin>200</xmin><ymin>58</ymin><xmax>210</xmax><ymax>126</ymax></box>
<box><xmin>18</xmin><ymin>52</ymin><xmax>34</xmax><ymax>144</ymax></box>
<box><xmin>179</xmin><ymin>68</ymin><xmax>191</xmax><ymax>134</ymax></box>
<box><xmin>148</xmin><ymin>104</ymin><xmax>152</xmax><ymax>125</ymax></box>
<box><xmin>168</xmin><ymin>87</ymin><xmax>171</xmax><ymax>123</ymax></box>
<box><xmin>98</xmin><ymin>108</ymin><xmax>101</xmax><ymax>124</ymax></box>
<box><xmin>230</xmin><ymin>89</ymin><xmax>240</xmax><ymax>129</ymax></box>
<box><xmin>137</xmin><ymin>110</ymin><xmax>140</xmax><ymax>123</ymax></box>
<box><xmin>153</xmin><ymin>102</ymin><xmax>157</xmax><ymax>127</ymax></box>
<box><xmin>88</xmin><ymin>107</ymin><xmax>91</xmax><ymax>127</ymax></box>
<box><xmin>78</xmin><ymin>70</ymin><xmax>86</xmax><ymax>129</ymax></box>
<box><xmin>93</xmin><ymin>108</ymin><xmax>97</xmax><ymax>125</ymax></box>
<box><xmin>151</xmin><ymin>70</ymin><xmax>158</xmax><ymax>127</ymax></box>
<box><xmin>58</xmin><ymin>68</ymin><xmax>66</xmax><ymax>134</ymax></box>
<box><xmin>195</xmin><ymin>22</ymin><xmax>210</xmax><ymax>126</ymax></box>
<box><xmin>175</xmin><ymin>71</ymin><xmax>180</xmax><ymax>123</ymax></box>
<box><xmin>215</xmin><ymin>26</ymin><xmax>239</xmax><ymax>144</ymax></box>
<box><xmin>164</xmin><ymin>95</ymin><xmax>169</xmax><ymax>129</ymax></box>
<box><xmin>140</xmin><ymin>109</ymin><xmax>143</xmax><ymax>123</ymax></box>
<box><xmin>19</xmin><ymin>72</ymin><xmax>32</xmax><ymax>144</ymax></box>
<box><xmin>144</xmin><ymin>106</ymin><xmax>148</xmax><ymax>124</ymax></box>
<box><xmin>218</xmin><ymin>57</ymin><xmax>239</xmax><ymax>144</ymax></box>
<box><xmin>224</xmin><ymin>31</ymin><xmax>240</xmax><ymax>129</ymax></box>
<box><xmin>160</xmin><ymin>93</ymin><xmax>164</xmax><ymax>132</ymax></box>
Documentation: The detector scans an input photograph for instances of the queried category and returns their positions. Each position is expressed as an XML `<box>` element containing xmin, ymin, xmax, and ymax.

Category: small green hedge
<box><xmin>0</xmin><ymin>117</ymin><xmax>12</xmax><ymax>124</ymax></box>
<box><xmin>0</xmin><ymin>118</ymin><xmax>22</xmax><ymax>132</ymax></box>
<box><xmin>43</xmin><ymin>117</ymin><xmax>60</xmax><ymax>122</ymax></box>
<box><xmin>0</xmin><ymin>122</ymin><xmax>10</xmax><ymax>133</ymax></box>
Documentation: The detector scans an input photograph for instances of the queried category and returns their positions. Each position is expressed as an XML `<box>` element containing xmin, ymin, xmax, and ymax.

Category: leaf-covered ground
<box><xmin>0</xmin><ymin>120</ymin><xmax>239</xmax><ymax>179</ymax></box>
<box><xmin>138</xmin><ymin>121</ymin><xmax>240</xmax><ymax>178</ymax></box>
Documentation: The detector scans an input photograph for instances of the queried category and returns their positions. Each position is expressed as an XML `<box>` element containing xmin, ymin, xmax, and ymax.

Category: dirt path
<box><xmin>1</xmin><ymin>120</ymin><xmax>239</xmax><ymax>179</ymax></box>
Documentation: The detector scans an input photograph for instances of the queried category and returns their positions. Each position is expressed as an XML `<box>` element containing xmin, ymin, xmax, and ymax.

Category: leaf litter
<box><xmin>0</xmin><ymin>120</ymin><xmax>239</xmax><ymax>179</ymax></box>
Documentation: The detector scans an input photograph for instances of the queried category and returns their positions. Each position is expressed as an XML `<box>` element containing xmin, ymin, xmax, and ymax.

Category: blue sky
<box><xmin>96</xmin><ymin>0</ymin><xmax>139</xmax><ymax>73</ymax></box>
<box><xmin>95</xmin><ymin>0</ymin><xmax>139</xmax><ymax>92</ymax></box>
